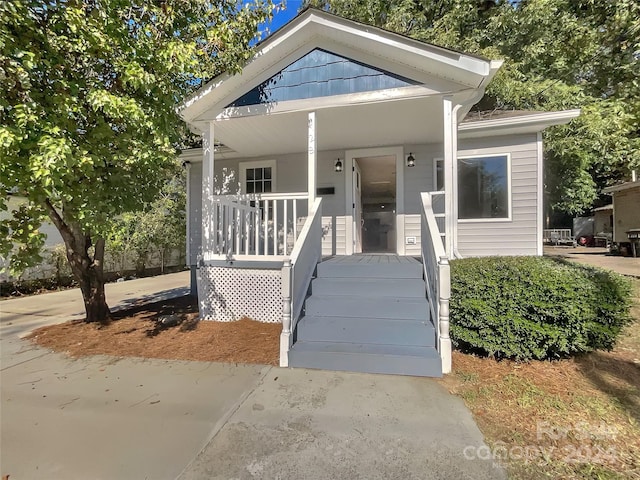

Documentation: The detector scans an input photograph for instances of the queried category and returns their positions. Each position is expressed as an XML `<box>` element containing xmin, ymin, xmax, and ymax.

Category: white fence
<box><xmin>1</xmin><ymin>244</ymin><xmax>185</xmax><ymax>284</ymax></box>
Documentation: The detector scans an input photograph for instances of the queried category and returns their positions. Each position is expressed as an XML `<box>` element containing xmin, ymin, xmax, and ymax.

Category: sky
<box><xmin>264</xmin><ymin>1</ymin><xmax>306</xmax><ymax>35</ymax></box>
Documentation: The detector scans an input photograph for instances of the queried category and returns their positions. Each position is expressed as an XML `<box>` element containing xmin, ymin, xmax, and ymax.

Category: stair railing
<box><xmin>280</xmin><ymin>197</ymin><xmax>323</xmax><ymax>367</ymax></box>
<box><xmin>420</xmin><ymin>192</ymin><xmax>452</xmax><ymax>374</ymax></box>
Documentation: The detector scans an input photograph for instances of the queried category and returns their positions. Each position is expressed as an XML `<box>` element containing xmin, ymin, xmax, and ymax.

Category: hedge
<box><xmin>449</xmin><ymin>256</ymin><xmax>633</xmax><ymax>361</ymax></box>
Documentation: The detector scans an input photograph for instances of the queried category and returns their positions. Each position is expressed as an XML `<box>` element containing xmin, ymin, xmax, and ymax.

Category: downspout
<box><xmin>450</xmin><ymin>60</ymin><xmax>503</xmax><ymax>259</ymax></box>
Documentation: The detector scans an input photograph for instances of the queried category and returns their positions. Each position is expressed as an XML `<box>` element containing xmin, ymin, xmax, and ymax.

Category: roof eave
<box><xmin>458</xmin><ymin>109</ymin><xmax>581</xmax><ymax>138</ymax></box>
<box><xmin>602</xmin><ymin>181</ymin><xmax>640</xmax><ymax>194</ymax></box>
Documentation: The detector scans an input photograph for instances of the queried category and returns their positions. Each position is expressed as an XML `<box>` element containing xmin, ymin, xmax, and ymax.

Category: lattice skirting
<box><xmin>196</xmin><ymin>266</ymin><xmax>283</xmax><ymax>323</ymax></box>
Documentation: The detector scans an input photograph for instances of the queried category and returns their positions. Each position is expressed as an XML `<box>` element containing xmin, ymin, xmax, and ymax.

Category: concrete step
<box><xmin>288</xmin><ymin>342</ymin><xmax>442</xmax><ymax>377</ymax></box>
<box><xmin>305</xmin><ymin>295</ymin><xmax>428</xmax><ymax>320</ymax></box>
<box><xmin>312</xmin><ymin>277</ymin><xmax>425</xmax><ymax>298</ymax></box>
<box><xmin>296</xmin><ymin>316</ymin><xmax>436</xmax><ymax>347</ymax></box>
<box><xmin>317</xmin><ymin>261</ymin><xmax>422</xmax><ymax>279</ymax></box>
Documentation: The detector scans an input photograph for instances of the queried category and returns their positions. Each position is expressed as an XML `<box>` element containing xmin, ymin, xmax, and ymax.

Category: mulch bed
<box><xmin>27</xmin><ymin>295</ymin><xmax>281</xmax><ymax>366</ymax></box>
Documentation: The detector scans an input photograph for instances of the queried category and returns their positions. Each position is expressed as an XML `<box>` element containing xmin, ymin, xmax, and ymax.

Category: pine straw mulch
<box><xmin>439</xmin><ymin>279</ymin><xmax>640</xmax><ymax>480</ymax></box>
<box><xmin>27</xmin><ymin>295</ymin><xmax>281</xmax><ymax>366</ymax></box>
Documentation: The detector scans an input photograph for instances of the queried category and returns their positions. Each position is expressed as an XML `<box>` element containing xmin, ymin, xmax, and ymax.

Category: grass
<box><xmin>440</xmin><ymin>278</ymin><xmax>640</xmax><ymax>479</ymax></box>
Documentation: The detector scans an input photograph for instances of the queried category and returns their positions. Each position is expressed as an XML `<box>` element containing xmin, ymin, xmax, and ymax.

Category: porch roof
<box><xmin>179</xmin><ymin>8</ymin><xmax>502</xmax><ymax>137</ymax></box>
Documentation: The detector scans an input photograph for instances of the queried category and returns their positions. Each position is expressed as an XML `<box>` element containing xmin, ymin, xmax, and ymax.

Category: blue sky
<box><xmin>264</xmin><ymin>1</ymin><xmax>306</xmax><ymax>35</ymax></box>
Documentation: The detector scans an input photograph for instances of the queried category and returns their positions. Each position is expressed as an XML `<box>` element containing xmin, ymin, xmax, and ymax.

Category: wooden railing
<box><xmin>420</xmin><ymin>192</ymin><xmax>451</xmax><ymax>374</ymax></box>
<box><xmin>280</xmin><ymin>197</ymin><xmax>323</xmax><ymax>367</ymax></box>
<box><xmin>203</xmin><ymin>193</ymin><xmax>308</xmax><ymax>260</ymax></box>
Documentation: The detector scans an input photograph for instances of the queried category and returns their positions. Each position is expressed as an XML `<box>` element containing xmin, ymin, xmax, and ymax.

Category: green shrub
<box><xmin>449</xmin><ymin>256</ymin><xmax>633</xmax><ymax>361</ymax></box>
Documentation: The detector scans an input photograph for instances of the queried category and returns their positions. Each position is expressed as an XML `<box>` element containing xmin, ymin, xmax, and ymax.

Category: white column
<box><xmin>442</xmin><ymin>96</ymin><xmax>455</xmax><ymax>259</ymax></box>
<box><xmin>202</xmin><ymin>122</ymin><xmax>215</xmax><ymax>258</ymax></box>
<box><xmin>536</xmin><ymin>132</ymin><xmax>544</xmax><ymax>256</ymax></box>
<box><xmin>185</xmin><ymin>160</ymin><xmax>192</xmax><ymax>262</ymax></box>
<box><xmin>308</xmin><ymin>111</ymin><xmax>317</xmax><ymax>205</ymax></box>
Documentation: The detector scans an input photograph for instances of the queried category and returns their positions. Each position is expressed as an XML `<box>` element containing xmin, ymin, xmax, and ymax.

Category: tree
<box><xmin>0</xmin><ymin>0</ymin><xmax>274</xmax><ymax>322</ymax></box>
<box><xmin>305</xmin><ymin>0</ymin><xmax>640</xmax><ymax>215</ymax></box>
<box><xmin>108</xmin><ymin>164</ymin><xmax>186</xmax><ymax>276</ymax></box>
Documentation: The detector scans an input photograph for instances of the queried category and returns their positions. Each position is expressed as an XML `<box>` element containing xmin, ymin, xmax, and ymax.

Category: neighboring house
<box><xmin>1</xmin><ymin>195</ymin><xmax>64</xmax><ymax>282</ymax></box>
<box><xmin>603</xmin><ymin>179</ymin><xmax>640</xmax><ymax>255</ymax></box>
<box><xmin>178</xmin><ymin>8</ymin><xmax>579</xmax><ymax>376</ymax></box>
<box><xmin>592</xmin><ymin>204</ymin><xmax>614</xmax><ymax>239</ymax></box>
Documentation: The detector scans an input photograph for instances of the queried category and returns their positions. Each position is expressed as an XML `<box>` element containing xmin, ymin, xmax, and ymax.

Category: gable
<box><xmin>180</xmin><ymin>9</ymin><xmax>503</xmax><ymax>131</ymax></box>
<box><xmin>227</xmin><ymin>49</ymin><xmax>420</xmax><ymax>108</ymax></box>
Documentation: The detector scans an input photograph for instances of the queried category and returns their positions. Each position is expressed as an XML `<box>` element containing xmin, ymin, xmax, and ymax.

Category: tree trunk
<box><xmin>74</xmin><ymin>237</ymin><xmax>110</xmax><ymax>323</ymax></box>
<box><xmin>43</xmin><ymin>200</ymin><xmax>111</xmax><ymax>323</ymax></box>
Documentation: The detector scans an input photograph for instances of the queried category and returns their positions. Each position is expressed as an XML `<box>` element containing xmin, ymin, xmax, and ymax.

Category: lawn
<box><xmin>440</xmin><ymin>278</ymin><xmax>640</xmax><ymax>479</ymax></box>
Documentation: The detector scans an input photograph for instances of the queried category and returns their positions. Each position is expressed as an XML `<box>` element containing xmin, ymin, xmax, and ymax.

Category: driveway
<box><xmin>544</xmin><ymin>246</ymin><xmax>640</xmax><ymax>277</ymax></box>
<box><xmin>1</xmin><ymin>272</ymin><xmax>503</xmax><ymax>479</ymax></box>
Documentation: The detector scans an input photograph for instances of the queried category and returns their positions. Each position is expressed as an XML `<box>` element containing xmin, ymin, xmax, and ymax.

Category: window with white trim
<box><xmin>240</xmin><ymin>160</ymin><xmax>276</xmax><ymax>194</ymax></box>
<box><xmin>458</xmin><ymin>154</ymin><xmax>510</xmax><ymax>220</ymax></box>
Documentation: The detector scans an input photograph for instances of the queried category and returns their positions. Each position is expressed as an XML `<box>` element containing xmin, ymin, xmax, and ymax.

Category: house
<box><xmin>178</xmin><ymin>8</ymin><xmax>580</xmax><ymax>376</ymax></box>
<box><xmin>603</xmin><ymin>178</ymin><xmax>640</xmax><ymax>256</ymax></box>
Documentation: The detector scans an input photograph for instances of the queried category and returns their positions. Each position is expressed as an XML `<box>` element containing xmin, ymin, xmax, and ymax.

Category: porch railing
<box><xmin>420</xmin><ymin>192</ymin><xmax>451</xmax><ymax>374</ymax></box>
<box><xmin>204</xmin><ymin>193</ymin><xmax>309</xmax><ymax>260</ymax></box>
<box><xmin>429</xmin><ymin>190</ymin><xmax>446</xmax><ymax>243</ymax></box>
<box><xmin>280</xmin><ymin>197</ymin><xmax>323</xmax><ymax>367</ymax></box>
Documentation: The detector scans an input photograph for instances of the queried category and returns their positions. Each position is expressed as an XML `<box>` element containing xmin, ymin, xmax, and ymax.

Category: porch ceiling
<box><xmin>213</xmin><ymin>95</ymin><xmax>444</xmax><ymax>158</ymax></box>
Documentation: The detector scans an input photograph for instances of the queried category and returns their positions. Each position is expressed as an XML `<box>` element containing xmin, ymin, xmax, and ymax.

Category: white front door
<box><xmin>353</xmin><ymin>159</ymin><xmax>363</xmax><ymax>253</ymax></box>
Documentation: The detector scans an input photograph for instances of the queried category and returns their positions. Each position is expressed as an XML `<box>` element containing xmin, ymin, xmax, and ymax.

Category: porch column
<box><xmin>442</xmin><ymin>96</ymin><xmax>455</xmax><ymax>258</ymax></box>
<box><xmin>202</xmin><ymin>121</ymin><xmax>215</xmax><ymax>258</ymax></box>
<box><xmin>308</xmin><ymin>111</ymin><xmax>317</xmax><ymax>205</ymax></box>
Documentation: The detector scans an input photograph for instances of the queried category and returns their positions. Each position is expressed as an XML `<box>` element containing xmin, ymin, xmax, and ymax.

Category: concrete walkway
<box><xmin>1</xmin><ymin>271</ymin><xmax>191</xmax><ymax>370</ymax></box>
<box><xmin>1</xmin><ymin>271</ymin><xmax>503</xmax><ymax>480</ymax></box>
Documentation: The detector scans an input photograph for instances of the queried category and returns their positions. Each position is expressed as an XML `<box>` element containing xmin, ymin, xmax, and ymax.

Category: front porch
<box><xmin>180</xmin><ymin>9</ymin><xmax>504</xmax><ymax>376</ymax></box>
<box><xmin>194</xmin><ymin>189</ymin><xmax>451</xmax><ymax>376</ymax></box>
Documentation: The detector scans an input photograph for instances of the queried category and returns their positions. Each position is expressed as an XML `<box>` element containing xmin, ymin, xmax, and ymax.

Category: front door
<box><xmin>357</xmin><ymin>155</ymin><xmax>397</xmax><ymax>253</ymax></box>
<box><xmin>353</xmin><ymin>159</ymin><xmax>363</xmax><ymax>253</ymax></box>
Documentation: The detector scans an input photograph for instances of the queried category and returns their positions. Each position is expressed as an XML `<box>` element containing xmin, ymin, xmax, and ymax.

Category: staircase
<box><xmin>288</xmin><ymin>255</ymin><xmax>442</xmax><ymax>377</ymax></box>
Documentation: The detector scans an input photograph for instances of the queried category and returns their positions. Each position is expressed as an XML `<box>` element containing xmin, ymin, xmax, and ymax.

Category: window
<box><xmin>240</xmin><ymin>160</ymin><xmax>276</xmax><ymax>194</ymax></box>
<box><xmin>434</xmin><ymin>158</ymin><xmax>444</xmax><ymax>191</ymax></box>
<box><xmin>458</xmin><ymin>155</ymin><xmax>510</xmax><ymax>220</ymax></box>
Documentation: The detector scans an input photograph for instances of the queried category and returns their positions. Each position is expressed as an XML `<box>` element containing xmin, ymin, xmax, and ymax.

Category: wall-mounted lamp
<box><xmin>406</xmin><ymin>153</ymin><xmax>416</xmax><ymax>168</ymax></box>
<box><xmin>335</xmin><ymin>158</ymin><xmax>343</xmax><ymax>172</ymax></box>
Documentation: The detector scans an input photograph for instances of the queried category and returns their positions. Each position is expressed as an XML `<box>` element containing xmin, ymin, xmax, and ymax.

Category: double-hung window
<box><xmin>240</xmin><ymin>160</ymin><xmax>276</xmax><ymax>194</ymax></box>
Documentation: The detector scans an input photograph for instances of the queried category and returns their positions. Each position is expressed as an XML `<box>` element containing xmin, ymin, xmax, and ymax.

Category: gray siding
<box><xmin>401</xmin><ymin>143</ymin><xmax>442</xmax><ymax>256</ymax></box>
<box><xmin>401</xmin><ymin>134</ymin><xmax>540</xmax><ymax>257</ymax></box>
<box><xmin>186</xmin><ymin>133</ymin><xmax>541</xmax><ymax>260</ymax></box>
<box><xmin>457</xmin><ymin>134</ymin><xmax>539</xmax><ymax>257</ymax></box>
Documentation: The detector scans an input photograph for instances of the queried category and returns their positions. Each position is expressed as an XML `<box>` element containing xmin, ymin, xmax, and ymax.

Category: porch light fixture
<box><xmin>407</xmin><ymin>153</ymin><xmax>416</xmax><ymax>168</ymax></box>
<box><xmin>334</xmin><ymin>158</ymin><xmax>343</xmax><ymax>172</ymax></box>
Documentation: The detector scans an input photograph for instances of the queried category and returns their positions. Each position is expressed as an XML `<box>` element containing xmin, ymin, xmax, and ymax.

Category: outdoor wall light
<box><xmin>407</xmin><ymin>153</ymin><xmax>416</xmax><ymax>168</ymax></box>
<box><xmin>335</xmin><ymin>158</ymin><xmax>343</xmax><ymax>172</ymax></box>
